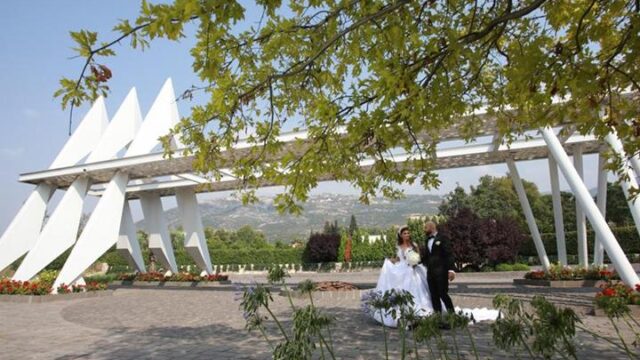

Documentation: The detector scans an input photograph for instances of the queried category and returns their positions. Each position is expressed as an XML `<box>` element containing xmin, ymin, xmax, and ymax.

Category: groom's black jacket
<box><xmin>420</xmin><ymin>233</ymin><xmax>455</xmax><ymax>275</ymax></box>
<box><xmin>421</xmin><ymin>232</ymin><xmax>456</xmax><ymax>312</ymax></box>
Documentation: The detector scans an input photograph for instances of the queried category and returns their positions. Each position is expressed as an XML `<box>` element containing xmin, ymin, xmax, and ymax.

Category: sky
<box><xmin>0</xmin><ymin>1</ymin><xmax>604</xmax><ymax>233</ymax></box>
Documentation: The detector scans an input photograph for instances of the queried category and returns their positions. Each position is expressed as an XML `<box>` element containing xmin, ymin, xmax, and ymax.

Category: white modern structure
<box><xmin>1</xmin><ymin>78</ymin><xmax>639</xmax><ymax>290</ymax></box>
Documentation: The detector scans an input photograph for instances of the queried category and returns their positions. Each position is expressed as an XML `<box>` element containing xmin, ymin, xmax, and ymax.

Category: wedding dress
<box><xmin>363</xmin><ymin>246</ymin><xmax>499</xmax><ymax>327</ymax></box>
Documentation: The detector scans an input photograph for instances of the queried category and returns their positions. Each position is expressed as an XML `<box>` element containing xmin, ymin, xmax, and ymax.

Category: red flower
<box><xmin>602</xmin><ymin>288</ymin><xmax>615</xmax><ymax>297</ymax></box>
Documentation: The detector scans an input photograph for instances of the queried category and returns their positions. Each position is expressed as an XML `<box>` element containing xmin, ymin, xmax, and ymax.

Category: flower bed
<box><xmin>57</xmin><ymin>281</ymin><xmax>108</xmax><ymax>294</ymax></box>
<box><xmin>112</xmin><ymin>272</ymin><xmax>231</xmax><ymax>288</ymax></box>
<box><xmin>117</xmin><ymin>272</ymin><xmax>229</xmax><ymax>282</ymax></box>
<box><xmin>593</xmin><ymin>282</ymin><xmax>640</xmax><ymax>317</ymax></box>
<box><xmin>0</xmin><ymin>278</ymin><xmax>112</xmax><ymax>303</ymax></box>
<box><xmin>0</xmin><ymin>279</ymin><xmax>51</xmax><ymax>295</ymax></box>
<box><xmin>515</xmin><ymin>264</ymin><xmax>618</xmax><ymax>287</ymax></box>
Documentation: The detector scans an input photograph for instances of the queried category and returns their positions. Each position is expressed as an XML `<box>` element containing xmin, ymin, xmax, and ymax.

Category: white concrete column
<box><xmin>117</xmin><ymin>201</ymin><xmax>146</xmax><ymax>272</ymax></box>
<box><xmin>176</xmin><ymin>188</ymin><xmax>213</xmax><ymax>274</ymax></box>
<box><xmin>139</xmin><ymin>193</ymin><xmax>178</xmax><ymax>273</ymax></box>
<box><xmin>605</xmin><ymin>133</ymin><xmax>640</xmax><ymax>235</ymax></box>
<box><xmin>540</xmin><ymin>126</ymin><xmax>639</xmax><ymax>287</ymax></box>
<box><xmin>13</xmin><ymin>178</ymin><xmax>91</xmax><ymax>281</ymax></box>
<box><xmin>605</xmin><ymin>131</ymin><xmax>640</xmax><ymax>179</ymax></box>
<box><xmin>53</xmin><ymin>171</ymin><xmax>130</xmax><ymax>289</ymax></box>
<box><xmin>548</xmin><ymin>156</ymin><xmax>567</xmax><ymax>265</ymax></box>
<box><xmin>617</xmin><ymin>169</ymin><xmax>640</xmax><ymax>234</ymax></box>
<box><xmin>573</xmin><ymin>145</ymin><xmax>588</xmax><ymax>268</ymax></box>
<box><xmin>506</xmin><ymin>157</ymin><xmax>550</xmax><ymax>270</ymax></box>
<box><xmin>594</xmin><ymin>152</ymin><xmax>608</xmax><ymax>266</ymax></box>
<box><xmin>0</xmin><ymin>184</ymin><xmax>54</xmax><ymax>272</ymax></box>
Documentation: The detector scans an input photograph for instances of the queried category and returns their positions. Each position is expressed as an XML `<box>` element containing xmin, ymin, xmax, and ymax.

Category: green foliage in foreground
<box><xmin>56</xmin><ymin>1</ymin><xmax>640</xmax><ymax>214</ymax></box>
<box><xmin>241</xmin><ymin>267</ymin><xmax>640</xmax><ymax>360</ymax></box>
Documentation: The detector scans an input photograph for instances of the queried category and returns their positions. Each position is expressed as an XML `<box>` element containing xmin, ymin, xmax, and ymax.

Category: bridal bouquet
<box><xmin>406</xmin><ymin>249</ymin><xmax>421</xmax><ymax>266</ymax></box>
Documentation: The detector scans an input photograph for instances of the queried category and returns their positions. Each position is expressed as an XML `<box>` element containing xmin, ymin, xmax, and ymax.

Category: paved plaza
<box><xmin>0</xmin><ymin>270</ymin><xmax>638</xmax><ymax>359</ymax></box>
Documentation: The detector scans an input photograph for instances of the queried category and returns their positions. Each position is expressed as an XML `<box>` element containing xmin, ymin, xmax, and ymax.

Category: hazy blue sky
<box><xmin>0</xmin><ymin>1</ymin><xmax>603</xmax><ymax>233</ymax></box>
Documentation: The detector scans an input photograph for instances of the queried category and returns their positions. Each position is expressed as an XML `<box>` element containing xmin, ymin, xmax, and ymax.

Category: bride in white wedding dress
<box><xmin>363</xmin><ymin>226</ymin><xmax>499</xmax><ymax>328</ymax></box>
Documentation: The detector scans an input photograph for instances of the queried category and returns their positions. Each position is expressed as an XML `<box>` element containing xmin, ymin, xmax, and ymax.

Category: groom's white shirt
<box><xmin>427</xmin><ymin>231</ymin><xmax>437</xmax><ymax>252</ymax></box>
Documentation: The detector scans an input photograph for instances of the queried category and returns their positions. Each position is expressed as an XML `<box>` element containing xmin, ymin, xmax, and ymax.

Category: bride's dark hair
<box><xmin>396</xmin><ymin>226</ymin><xmax>410</xmax><ymax>246</ymax></box>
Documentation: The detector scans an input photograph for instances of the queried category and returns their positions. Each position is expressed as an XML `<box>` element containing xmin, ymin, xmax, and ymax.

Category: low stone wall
<box><xmin>110</xmin><ymin>280</ymin><xmax>231</xmax><ymax>288</ymax></box>
<box><xmin>0</xmin><ymin>290</ymin><xmax>114</xmax><ymax>304</ymax></box>
<box><xmin>513</xmin><ymin>279</ymin><xmax>603</xmax><ymax>288</ymax></box>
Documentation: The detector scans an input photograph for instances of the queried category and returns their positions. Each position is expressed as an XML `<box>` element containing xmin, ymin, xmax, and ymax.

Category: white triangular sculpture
<box><xmin>13</xmin><ymin>91</ymin><xmax>143</xmax><ymax>281</ymax></box>
<box><xmin>139</xmin><ymin>192</ymin><xmax>178</xmax><ymax>272</ymax></box>
<box><xmin>176</xmin><ymin>187</ymin><xmax>213</xmax><ymax>274</ymax></box>
<box><xmin>0</xmin><ymin>97</ymin><xmax>109</xmax><ymax>273</ymax></box>
<box><xmin>54</xmin><ymin>79</ymin><xmax>180</xmax><ymax>288</ymax></box>
<box><xmin>117</xmin><ymin>201</ymin><xmax>146</xmax><ymax>272</ymax></box>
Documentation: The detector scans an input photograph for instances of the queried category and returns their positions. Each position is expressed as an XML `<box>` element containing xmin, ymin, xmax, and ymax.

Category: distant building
<box><xmin>364</xmin><ymin>234</ymin><xmax>385</xmax><ymax>244</ymax></box>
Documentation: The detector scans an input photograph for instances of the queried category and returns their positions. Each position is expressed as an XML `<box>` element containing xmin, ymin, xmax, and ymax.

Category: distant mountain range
<box><xmin>137</xmin><ymin>194</ymin><xmax>443</xmax><ymax>241</ymax></box>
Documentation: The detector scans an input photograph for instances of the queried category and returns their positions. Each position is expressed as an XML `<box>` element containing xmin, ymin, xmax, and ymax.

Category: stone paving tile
<box><xmin>0</xmin><ymin>271</ymin><xmax>637</xmax><ymax>359</ymax></box>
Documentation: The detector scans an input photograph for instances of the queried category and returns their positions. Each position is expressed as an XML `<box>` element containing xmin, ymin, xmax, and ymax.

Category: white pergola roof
<box><xmin>18</xmin><ymin>123</ymin><xmax>600</xmax><ymax>199</ymax></box>
<box><xmin>18</xmin><ymin>112</ymin><xmax>600</xmax><ymax>199</ymax></box>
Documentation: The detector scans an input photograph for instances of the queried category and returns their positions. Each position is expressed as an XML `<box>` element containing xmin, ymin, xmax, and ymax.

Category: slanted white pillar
<box><xmin>13</xmin><ymin>178</ymin><xmax>91</xmax><ymax>281</ymax></box>
<box><xmin>594</xmin><ymin>152</ymin><xmax>607</xmax><ymax>266</ymax></box>
<box><xmin>548</xmin><ymin>156</ymin><xmax>567</xmax><ymax>265</ymax></box>
<box><xmin>506</xmin><ymin>157</ymin><xmax>550</xmax><ymax>270</ymax></box>
<box><xmin>117</xmin><ymin>201</ymin><xmax>146</xmax><ymax>272</ymax></box>
<box><xmin>0</xmin><ymin>184</ymin><xmax>54</xmax><ymax>272</ymax></box>
<box><xmin>176</xmin><ymin>188</ymin><xmax>213</xmax><ymax>274</ymax></box>
<box><xmin>541</xmin><ymin>126</ymin><xmax>639</xmax><ymax>287</ymax></box>
<box><xmin>605</xmin><ymin>133</ymin><xmax>640</xmax><ymax>235</ymax></box>
<box><xmin>573</xmin><ymin>145</ymin><xmax>588</xmax><ymax>268</ymax></box>
<box><xmin>53</xmin><ymin>172</ymin><xmax>129</xmax><ymax>288</ymax></box>
<box><xmin>606</xmin><ymin>131</ymin><xmax>640</xmax><ymax>179</ymax></box>
<box><xmin>617</xmin><ymin>169</ymin><xmax>640</xmax><ymax>233</ymax></box>
<box><xmin>140</xmin><ymin>193</ymin><xmax>178</xmax><ymax>273</ymax></box>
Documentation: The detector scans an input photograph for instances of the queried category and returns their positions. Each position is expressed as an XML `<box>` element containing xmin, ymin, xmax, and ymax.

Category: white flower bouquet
<box><xmin>406</xmin><ymin>249</ymin><xmax>421</xmax><ymax>266</ymax></box>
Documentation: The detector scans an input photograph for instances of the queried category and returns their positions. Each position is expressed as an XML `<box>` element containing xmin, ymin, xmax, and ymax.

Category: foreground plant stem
<box><xmin>257</xmin><ymin>325</ymin><xmax>274</xmax><ymax>350</ymax></box>
<box><xmin>424</xmin><ymin>339</ymin><xmax>436</xmax><ymax>360</ymax></box>
<box><xmin>400</xmin><ymin>319</ymin><xmax>407</xmax><ymax>359</ymax></box>
<box><xmin>318</xmin><ymin>333</ymin><xmax>337</xmax><ymax>360</ymax></box>
<box><xmin>622</xmin><ymin>315</ymin><xmax>640</xmax><ymax>340</ymax></box>
<box><xmin>412</xmin><ymin>330</ymin><xmax>420</xmax><ymax>360</ymax></box>
<box><xmin>308</xmin><ymin>290</ymin><xmax>335</xmax><ymax>360</ymax></box>
<box><xmin>514</xmin><ymin>332</ymin><xmax>535</xmax><ymax>359</ymax></box>
<box><xmin>282</xmin><ymin>281</ymin><xmax>296</xmax><ymax>311</ymax></box>
<box><xmin>464</xmin><ymin>326</ymin><xmax>480</xmax><ymax>360</ymax></box>
<box><xmin>264</xmin><ymin>305</ymin><xmax>289</xmax><ymax>341</ymax></box>
<box><xmin>450</xmin><ymin>328</ymin><xmax>462</xmax><ymax>360</ymax></box>
<box><xmin>576</xmin><ymin>324</ymin><xmax>627</xmax><ymax>354</ymax></box>
<box><xmin>379</xmin><ymin>312</ymin><xmax>389</xmax><ymax>359</ymax></box>
<box><xmin>608</xmin><ymin>317</ymin><xmax>635</xmax><ymax>360</ymax></box>
<box><xmin>435</xmin><ymin>332</ymin><xmax>452</xmax><ymax>360</ymax></box>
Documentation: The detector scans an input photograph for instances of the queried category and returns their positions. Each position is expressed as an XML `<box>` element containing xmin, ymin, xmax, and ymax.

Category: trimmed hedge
<box><xmin>210</xmin><ymin>248</ymin><xmax>304</xmax><ymax>265</ymax></box>
<box><xmin>519</xmin><ymin>226</ymin><xmax>640</xmax><ymax>256</ymax></box>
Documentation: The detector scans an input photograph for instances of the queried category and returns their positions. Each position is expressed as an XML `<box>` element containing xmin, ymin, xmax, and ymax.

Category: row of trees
<box><xmin>440</xmin><ymin>176</ymin><xmax>638</xmax><ymax>234</ymax></box>
<box><xmin>436</xmin><ymin>175</ymin><xmax>640</xmax><ymax>268</ymax></box>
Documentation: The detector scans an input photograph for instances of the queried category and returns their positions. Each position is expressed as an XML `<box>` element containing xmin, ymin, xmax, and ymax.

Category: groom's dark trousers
<box><xmin>421</xmin><ymin>233</ymin><xmax>455</xmax><ymax>313</ymax></box>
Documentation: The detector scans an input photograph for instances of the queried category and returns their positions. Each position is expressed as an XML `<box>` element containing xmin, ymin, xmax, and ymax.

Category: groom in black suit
<box><xmin>421</xmin><ymin>221</ymin><xmax>455</xmax><ymax>313</ymax></box>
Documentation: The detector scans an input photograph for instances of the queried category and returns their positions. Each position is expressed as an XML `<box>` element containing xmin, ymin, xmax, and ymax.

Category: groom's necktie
<box><xmin>427</xmin><ymin>236</ymin><xmax>435</xmax><ymax>252</ymax></box>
